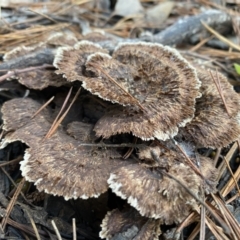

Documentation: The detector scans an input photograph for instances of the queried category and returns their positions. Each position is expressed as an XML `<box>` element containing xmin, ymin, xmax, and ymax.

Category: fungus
<box><xmin>1</xmin><ymin>98</ymin><xmax>132</xmax><ymax>200</ymax></box>
<box><xmin>53</xmin><ymin>41</ymin><xmax>108</xmax><ymax>82</ymax></box>
<box><xmin>100</xmin><ymin>206</ymin><xmax>161</xmax><ymax>240</ymax></box>
<box><xmin>93</xmin><ymin>42</ymin><xmax>201</xmax><ymax>140</ymax></box>
<box><xmin>179</xmin><ymin>69</ymin><xmax>240</xmax><ymax>148</ymax></box>
<box><xmin>83</xmin><ymin>52</ymin><xmax>142</xmax><ymax>107</ymax></box>
<box><xmin>3</xmin><ymin>45</ymin><xmax>67</xmax><ymax>90</ymax></box>
<box><xmin>108</xmin><ymin>145</ymin><xmax>218</xmax><ymax>224</ymax></box>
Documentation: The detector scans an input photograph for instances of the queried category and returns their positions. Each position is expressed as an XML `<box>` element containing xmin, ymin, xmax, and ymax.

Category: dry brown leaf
<box><xmin>100</xmin><ymin>206</ymin><xmax>161</xmax><ymax>240</ymax></box>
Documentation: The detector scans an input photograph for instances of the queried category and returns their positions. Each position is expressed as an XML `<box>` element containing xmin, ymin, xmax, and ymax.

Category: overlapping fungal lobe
<box><xmin>94</xmin><ymin>42</ymin><xmax>201</xmax><ymax>141</ymax></box>
<box><xmin>108</xmin><ymin>145</ymin><xmax>218</xmax><ymax>224</ymax></box>
<box><xmin>179</xmin><ymin>69</ymin><xmax>240</xmax><ymax>148</ymax></box>
<box><xmin>84</xmin><ymin>52</ymin><xmax>141</xmax><ymax>106</ymax></box>
<box><xmin>3</xmin><ymin>45</ymin><xmax>68</xmax><ymax>90</ymax></box>
<box><xmin>0</xmin><ymin>98</ymin><xmax>132</xmax><ymax>200</ymax></box>
<box><xmin>53</xmin><ymin>40</ymin><xmax>108</xmax><ymax>82</ymax></box>
<box><xmin>100</xmin><ymin>207</ymin><xmax>161</xmax><ymax>240</ymax></box>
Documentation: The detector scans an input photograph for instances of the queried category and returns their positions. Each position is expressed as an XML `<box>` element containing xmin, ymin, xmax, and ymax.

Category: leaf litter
<box><xmin>0</xmin><ymin>1</ymin><xmax>240</xmax><ymax>239</ymax></box>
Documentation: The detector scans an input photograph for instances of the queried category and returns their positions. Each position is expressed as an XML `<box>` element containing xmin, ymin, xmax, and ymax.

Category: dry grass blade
<box><xmin>32</xmin><ymin>96</ymin><xmax>55</xmax><ymax>118</ymax></box>
<box><xmin>159</xmin><ymin>170</ymin><xmax>229</xmax><ymax>233</ymax></box>
<box><xmin>0</xmin><ymin>156</ymin><xmax>22</xmax><ymax>167</ymax></box>
<box><xmin>0</xmin><ymin>167</ymin><xmax>34</xmax><ymax>207</ymax></box>
<box><xmin>73</xmin><ymin>218</ymin><xmax>76</xmax><ymax>240</ymax></box>
<box><xmin>27</xmin><ymin>8</ymin><xmax>58</xmax><ymax>24</ymax></box>
<box><xmin>190</xmin><ymin>36</ymin><xmax>213</xmax><ymax>52</ymax></box>
<box><xmin>209</xmin><ymin>70</ymin><xmax>231</xmax><ymax>117</ymax></box>
<box><xmin>200</xmin><ymin>199</ymin><xmax>206</xmax><ymax>240</ymax></box>
<box><xmin>123</xmin><ymin>137</ymin><xmax>137</xmax><ymax>159</ymax></box>
<box><xmin>171</xmin><ymin>139</ymin><xmax>208</xmax><ymax>182</ymax></box>
<box><xmin>205</xmin><ymin>216</ymin><xmax>229</xmax><ymax>240</ymax></box>
<box><xmin>89</xmin><ymin>62</ymin><xmax>145</xmax><ymax>111</ymax></box>
<box><xmin>222</xmin><ymin>156</ymin><xmax>240</xmax><ymax>198</ymax></box>
<box><xmin>211</xmin><ymin>194</ymin><xmax>240</xmax><ymax>239</ymax></box>
<box><xmin>51</xmin><ymin>220</ymin><xmax>62</xmax><ymax>240</ymax></box>
<box><xmin>1</xmin><ymin>178</ymin><xmax>25</xmax><ymax>230</ymax></box>
<box><xmin>24</xmin><ymin>208</ymin><xmax>41</xmax><ymax>240</ymax></box>
<box><xmin>221</xmin><ymin>163</ymin><xmax>240</xmax><ymax>197</ymax></box>
<box><xmin>7</xmin><ymin>218</ymin><xmax>46</xmax><ymax>238</ymax></box>
<box><xmin>214</xmin><ymin>148</ymin><xmax>221</xmax><ymax>166</ymax></box>
<box><xmin>45</xmin><ymin>87</ymin><xmax>81</xmax><ymax>138</ymax></box>
<box><xmin>201</xmin><ymin>21</ymin><xmax>240</xmax><ymax>52</ymax></box>
<box><xmin>218</xmin><ymin>142</ymin><xmax>238</xmax><ymax>181</ymax></box>
<box><xmin>44</xmin><ymin>87</ymin><xmax>73</xmax><ymax>139</ymax></box>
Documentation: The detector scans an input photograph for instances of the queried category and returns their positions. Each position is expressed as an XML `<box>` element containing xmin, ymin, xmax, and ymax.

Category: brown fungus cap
<box><xmin>10</xmin><ymin>69</ymin><xmax>68</xmax><ymax>90</ymax></box>
<box><xmin>4</xmin><ymin>45</ymin><xmax>68</xmax><ymax>90</ymax></box>
<box><xmin>179</xmin><ymin>69</ymin><xmax>240</xmax><ymax>148</ymax></box>
<box><xmin>1</xmin><ymin>98</ymin><xmax>132</xmax><ymax>200</ymax></box>
<box><xmin>94</xmin><ymin>42</ymin><xmax>201</xmax><ymax>141</ymax></box>
<box><xmin>108</xmin><ymin>146</ymin><xmax>218</xmax><ymax>224</ymax></box>
<box><xmin>100</xmin><ymin>207</ymin><xmax>161</xmax><ymax>240</ymax></box>
<box><xmin>53</xmin><ymin>40</ymin><xmax>108</xmax><ymax>82</ymax></box>
<box><xmin>84</xmin><ymin>52</ymin><xmax>141</xmax><ymax>106</ymax></box>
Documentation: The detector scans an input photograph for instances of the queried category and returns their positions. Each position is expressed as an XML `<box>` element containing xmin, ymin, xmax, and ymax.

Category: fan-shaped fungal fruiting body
<box><xmin>93</xmin><ymin>42</ymin><xmax>201</xmax><ymax>141</ymax></box>
<box><xmin>4</xmin><ymin>45</ymin><xmax>68</xmax><ymax>90</ymax></box>
<box><xmin>54</xmin><ymin>41</ymin><xmax>201</xmax><ymax>141</ymax></box>
<box><xmin>108</xmin><ymin>146</ymin><xmax>218</xmax><ymax>224</ymax></box>
<box><xmin>179</xmin><ymin>69</ymin><xmax>240</xmax><ymax>148</ymax></box>
<box><xmin>0</xmin><ymin>98</ymin><xmax>132</xmax><ymax>200</ymax></box>
<box><xmin>100</xmin><ymin>207</ymin><xmax>161</xmax><ymax>240</ymax></box>
<box><xmin>53</xmin><ymin>40</ymin><xmax>108</xmax><ymax>82</ymax></box>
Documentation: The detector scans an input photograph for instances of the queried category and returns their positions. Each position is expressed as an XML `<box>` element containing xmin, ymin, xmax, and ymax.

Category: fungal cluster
<box><xmin>1</xmin><ymin>40</ymin><xmax>240</xmax><ymax>239</ymax></box>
